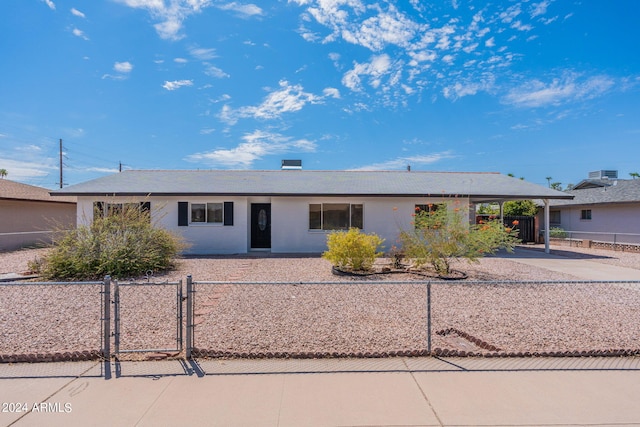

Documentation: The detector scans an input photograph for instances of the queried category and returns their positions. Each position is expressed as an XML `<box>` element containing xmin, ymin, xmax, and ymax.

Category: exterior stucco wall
<box><xmin>78</xmin><ymin>196</ymin><xmax>249</xmax><ymax>255</ymax></box>
<box><xmin>270</xmin><ymin>197</ymin><xmax>469</xmax><ymax>254</ymax></box>
<box><xmin>551</xmin><ymin>203</ymin><xmax>640</xmax><ymax>244</ymax></box>
<box><xmin>76</xmin><ymin>196</ymin><xmax>471</xmax><ymax>255</ymax></box>
<box><xmin>0</xmin><ymin>199</ymin><xmax>76</xmax><ymax>251</ymax></box>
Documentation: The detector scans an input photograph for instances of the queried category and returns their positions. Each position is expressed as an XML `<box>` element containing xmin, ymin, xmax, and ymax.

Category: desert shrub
<box><xmin>322</xmin><ymin>228</ymin><xmax>384</xmax><ymax>272</ymax></box>
<box><xmin>549</xmin><ymin>227</ymin><xmax>568</xmax><ymax>238</ymax></box>
<box><xmin>398</xmin><ymin>203</ymin><xmax>520</xmax><ymax>277</ymax></box>
<box><xmin>32</xmin><ymin>204</ymin><xmax>186</xmax><ymax>280</ymax></box>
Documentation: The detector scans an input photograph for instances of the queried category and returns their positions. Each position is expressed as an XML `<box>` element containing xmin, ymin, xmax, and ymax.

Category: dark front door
<box><xmin>251</xmin><ymin>203</ymin><xmax>271</xmax><ymax>249</ymax></box>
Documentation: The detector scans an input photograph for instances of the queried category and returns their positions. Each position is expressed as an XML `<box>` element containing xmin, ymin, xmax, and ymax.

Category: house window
<box><xmin>309</xmin><ymin>203</ymin><xmax>363</xmax><ymax>230</ymax></box>
<box><xmin>93</xmin><ymin>202</ymin><xmax>150</xmax><ymax>220</ymax></box>
<box><xmin>414</xmin><ymin>204</ymin><xmax>439</xmax><ymax>228</ymax></box>
<box><xmin>550</xmin><ymin>210</ymin><xmax>561</xmax><ymax>224</ymax></box>
<box><xmin>191</xmin><ymin>203</ymin><xmax>223</xmax><ymax>224</ymax></box>
<box><xmin>580</xmin><ymin>209</ymin><xmax>592</xmax><ymax>220</ymax></box>
<box><xmin>415</xmin><ymin>204</ymin><xmax>438</xmax><ymax>213</ymax></box>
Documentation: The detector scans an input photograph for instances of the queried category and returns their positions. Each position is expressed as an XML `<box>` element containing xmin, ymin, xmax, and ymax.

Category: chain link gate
<box><xmin>112</xmin><ymin>279</ymin><xmax>183</xmax><ymax>357</ymax></box>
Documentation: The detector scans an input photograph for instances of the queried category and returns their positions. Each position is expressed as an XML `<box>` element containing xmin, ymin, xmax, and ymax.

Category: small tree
<box><xmin>0</xmin><ymin>169</ymin><xmax>7</xmax><ymax>179</ymax></box>
<box><xmin>322</xmin><ymin>228</ymin><xmax>384</xmax><ymax>272</ymax></box>
<box><xmin>503</xmin><ymin>200</ymin><xmax>538</xmax><ymax>216</ymax></box>
<box><xmin>399</xmin><ymin>204</ymin><xmax>520</xmax><ymax>277</ymax></box>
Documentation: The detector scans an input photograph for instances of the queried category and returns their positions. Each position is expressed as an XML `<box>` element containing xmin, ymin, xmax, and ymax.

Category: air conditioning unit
<box><xmin>281</xmin><ymin>160</ymin><xmax>302</xmax><ymax>170</ymax></box>
<box><xmin>588</xmin><ymin>170</ymin><xmax>618</xmax><ymax>179</ymax></box>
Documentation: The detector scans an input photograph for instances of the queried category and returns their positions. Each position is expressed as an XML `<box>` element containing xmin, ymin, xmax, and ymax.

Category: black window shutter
<box><xmin>178</xmin><ymin>202</ymin><xmax>189</xmax><ymax>226</ymax></box>
<box><xmin>223</xmin><ymin>202</ymin><xmax>234</xmax><ymax>226</ymax></box>
<box><xmin>140</xmin><ymin>202</ymin><xmax>151</xmax><ymax>213</ymax></box>
<box><xmin>93</xmin><ymin>202</ymin><xmax>104</xmax><ymax>219</ymax></box>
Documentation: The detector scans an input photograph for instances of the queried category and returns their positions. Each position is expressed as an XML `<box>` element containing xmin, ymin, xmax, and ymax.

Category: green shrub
<box><xmin>398</xmin><ymin>203</ymin><xmax>520</xmax><ymax>277</ymax></box>
<box><xmin>32</xmin><ymin>204</ymin><xmax>186</xmax><ymax>280</ymax></box>
<box><xmin>322</xmin><ymin>228</ymin><xmax>384</xmax><ymax>272</ymax></box>
<box><xmin>549</xmin><ymin>227</ymin><xmax>568</xmax><ymax>238</ymax></box>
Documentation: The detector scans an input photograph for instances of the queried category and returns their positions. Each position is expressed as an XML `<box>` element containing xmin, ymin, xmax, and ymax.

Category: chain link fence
<box><xmin>2</xmin><ymin>277</ymin><xmax>640</xmax><ymax>365</ymax></box>
<box><xmin>113</xmin><ymin>279</ymin><xmax>183</xmax><ymax>358</ymax></box>
<box><xmin>0</xmin><ymin>280</ymin><xmax>105</xmax><ymax>362</ymax></box>
<box><xmin>188</xmin><ymin>279</ymin><xmax>640</xmax><ymax>358</ymax></box>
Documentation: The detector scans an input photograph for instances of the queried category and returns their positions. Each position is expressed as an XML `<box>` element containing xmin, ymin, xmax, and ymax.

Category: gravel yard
<box><xmin>1</xmin><ymin>245</ymin><xmax>640</xmax><ymax>360</ymax></box>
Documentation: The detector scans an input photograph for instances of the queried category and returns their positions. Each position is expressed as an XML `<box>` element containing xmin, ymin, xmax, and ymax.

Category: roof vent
<box><xmin>281</xmin><ymin>160</ymin><xmax>302</xmax><ymax>170</ymax></box>
<box><xmin>588</xmin><ymin>170</ymin><xmax>618</xmax><ymax>179</ymax></box>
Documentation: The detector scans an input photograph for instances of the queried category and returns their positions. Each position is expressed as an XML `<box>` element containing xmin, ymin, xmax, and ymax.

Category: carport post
<box><xmin>544</xmin><ymin>199</ymin><xmax>550</xmax><ymax>254</ymax></box>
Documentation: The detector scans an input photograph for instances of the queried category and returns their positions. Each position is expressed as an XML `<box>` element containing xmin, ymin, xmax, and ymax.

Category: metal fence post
<box><xmin>427</xmin><ymin>281</ymin><xmax>432</xmax><ymax>355</ymax></box>
<box><xmin>186</xmin><ymin>275</ymin><xmax>193</xmax><ymax>359</ymax></box>
<box><xmin>113</xmin><ymin>279</ymin><xmax>120</xmax><ymax>356</ymax></box>
<box><xmin>102</xmin><ymin>275</ymin><xmax>111</xmax><ymax>361</ymax></box>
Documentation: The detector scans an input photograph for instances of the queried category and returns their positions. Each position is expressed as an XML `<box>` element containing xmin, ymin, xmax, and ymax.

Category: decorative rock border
<box><xmin>191</xmin><ymin>347</ymin><xmax>640</xmax><ymax>359</ymax></box>
<box><xmin>0</xmin><ymin>350</ymin><xmax>103</xmax><ymax>363</ymax></box>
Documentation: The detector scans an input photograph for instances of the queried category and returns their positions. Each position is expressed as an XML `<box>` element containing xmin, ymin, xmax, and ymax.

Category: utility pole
<box><xmin>119</xmin><ymin>161</ymin><xmax>122</xmax><ymax>172</ymax></box>
<box><xmin>59</xmin><ymin>138</ymin><xmax>63</xmax><ymax>189</ymax></box>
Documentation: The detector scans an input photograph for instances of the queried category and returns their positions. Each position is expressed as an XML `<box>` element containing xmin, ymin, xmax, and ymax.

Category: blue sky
<box><xmin>1</xmin><ymin>0</ymin><xmax>639</xmax><ymax>189</ymax></box>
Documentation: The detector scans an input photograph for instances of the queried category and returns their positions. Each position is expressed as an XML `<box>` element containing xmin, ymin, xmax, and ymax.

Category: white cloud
<box><xmin>530</xmin><ymin>0</ymin><xmax>552</xmax><ymax>18</ymax></box>
<box><xmin>102</xmin><ymin>62</ymin><xmax>134</xmax><ymax>80</ymax></box>
<box><xmin>342</xmin><ymin>54</ymin><xmax>392</xmax><ymax>91</ymax></box>
<box><xmin>204</xmin><ymin>64</ymin><xmax>229</xmax><ymax>78</ymax></box>
<box><xmin>71</xmin><ymin>8</ymin><xmax>85</xmax><ymax>18</ymax></box>
<box><xmin>43</xmin><ymin>0</ymin><xmax>55</xmax><ymax>10</ymax></box>
<box><xmin>114</xmin><ymin>61</ymin><xmax>133</xmax><ymax>73</ymax></box>
<box><xmin>72</xmin><ymin>28</ymin><xmax>89</xmax><ymax>40</ymax></box>
<box><xmin>162</xmin><ymin>79</ymin><xmax>194</xmax><ymax>90</ymax></box>
<box><xmin>216</xmin><ymin>2</ymin><xmax>263</xmax><ymax>18</ymax></box>
<box><xmin>185</xmin><ymin>130</ymin><xmax>316</xmax><ymax>168</ymax></box>
<box><xmin>503</xmin><ymin>72</ymin><xmax>615</xmax><ymax>108</ymax></box>
<box><xmin>189</xmin><ymin>47</ymin><xmax>217</xmax><ymax>60</ymax></box>
<box><xmin>174</xmin><ymin>58</ymin><xmax>188</xmax><ymax>64</ymax></box>
<box><xmin>323</xmin><ymin>87</ymin><xmax>341</xmax><ymax>98</ymax></box>
<box><xmin>220</xmin><ymin>80</ymin><xmax>323</xmax><ymax>124</ymax></box>
<box><xmin>353</xmin><ymin>151</ymin><xmax>455</xmax><ymax>171</ymax></box>
<box><xmin>114</xmin><ymin>0</ymin><xmax>212</xmax><ymax>40</ymax></box>
<box><xmin>293</xmin><ymin>1</ymin><xmax>562</xmax><ymax>105</ymax></box>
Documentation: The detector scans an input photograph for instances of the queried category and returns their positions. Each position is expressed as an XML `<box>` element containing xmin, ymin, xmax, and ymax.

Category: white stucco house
<box><xmin>51</xmin><ymin>169</ymin><xmax>572</xmax><ymax>255</ymax></box>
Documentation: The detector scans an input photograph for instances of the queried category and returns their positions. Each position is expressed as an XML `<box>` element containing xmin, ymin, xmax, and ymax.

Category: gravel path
<box><xmin>1</xmin><ymin>245</ymin><xmax>640</xmax><ymax>359</ymax></box>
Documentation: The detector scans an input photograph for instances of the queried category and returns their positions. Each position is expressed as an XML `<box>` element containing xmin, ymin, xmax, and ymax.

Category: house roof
<box><xmin>0</xmin><ymin>179</ymin><xmax>76</xmax><ymax>204</ymax></box>
<box><xmin>51</xmin><ymin>170</ymin><xmax>573</xmax><ymax>201</ymax></box>
<box><xmin>549</xmin><ymin>179</ymin><xmax>640</xmax><ymax>207</ymax></box>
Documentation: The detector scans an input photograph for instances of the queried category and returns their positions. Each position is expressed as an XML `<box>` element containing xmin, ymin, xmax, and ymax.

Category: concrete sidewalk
<box><xmin>2</xmin><ymin>357</ymin><xmax>640</xmax><ymax>426</ymax></box>
<box><xmin>502</xmin><ymin>246</ymin><xmax>640</xmax><ymax>281</ymax></box>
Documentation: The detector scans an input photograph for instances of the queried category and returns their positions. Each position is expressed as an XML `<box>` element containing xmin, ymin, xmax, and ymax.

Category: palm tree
<box><xmin>0</xmin><ymin>169</ymin><xmax>7</xmax><ymax>179</ymax></box>
<box><xmin>545</xmin><ymin>176</ymin><xmax>552</xmax><ymax>187</ymax></box>
<box><xmin>630</xmin><ymin>172</ymin><xmax>640</xmax><ymax>180</ymax></box>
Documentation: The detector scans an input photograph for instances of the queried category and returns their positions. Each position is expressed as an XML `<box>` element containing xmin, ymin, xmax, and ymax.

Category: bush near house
<box><xmin>398</xmin><ymin>203</ymin><xmax>520</xmax><ymax>277</ymax></box>
<box><xmin>31</xmin><ymin>205</ymin><xmax>186</xmax><ymax>280</ymax></box>
<box><xmin>549</xmin><ymin>227</ymin><xmax>568</xmax><ymax>239</ymax></box>
<box><xmin>322</xmin><ymin>228</ymin><xmax>384</xmax><ymax>272</ymax></box>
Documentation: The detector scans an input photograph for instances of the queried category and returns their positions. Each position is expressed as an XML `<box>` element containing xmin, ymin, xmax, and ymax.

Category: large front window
<box><xmin>191</xmin><ymin>203</ymin><xmax>223</xmax><ymax>224</ymax></box>
<box><xmin>309</xmin><ymin>203</ymin><xmax>363</xmax><ymax>230</ymax></box>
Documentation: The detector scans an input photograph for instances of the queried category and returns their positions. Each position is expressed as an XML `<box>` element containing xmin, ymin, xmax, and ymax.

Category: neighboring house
<box><xmin>0</xmin><ymin>179</ymin><xmax>77</xmax><ymax>251</ymax></box>
<box><xmin>544</xmin><ymin>171</ymin><xmax>640</xmax><ymax>245</ymax></box>
<box><xmin>51</xmin><ymin>169</ymin><xmax>571</xmax><ymax>255</ymax></box>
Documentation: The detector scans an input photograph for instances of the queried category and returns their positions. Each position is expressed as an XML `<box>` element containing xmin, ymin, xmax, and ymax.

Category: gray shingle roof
<box><xmin>550</xmin><ymin>179</ymin><xmax>640</xmax><ymax>207</ymax></box>
<box><xmin>51</xmin><ymin>170</ymin><xmax>572</xmax><ymax>200</ymax></box>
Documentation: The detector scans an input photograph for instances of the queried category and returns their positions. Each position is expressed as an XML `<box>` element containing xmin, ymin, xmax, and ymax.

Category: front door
<box><xmin>250</xmin><ymin>203</ymin><xmax>271</xmax><ymax>249</ymax></box>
